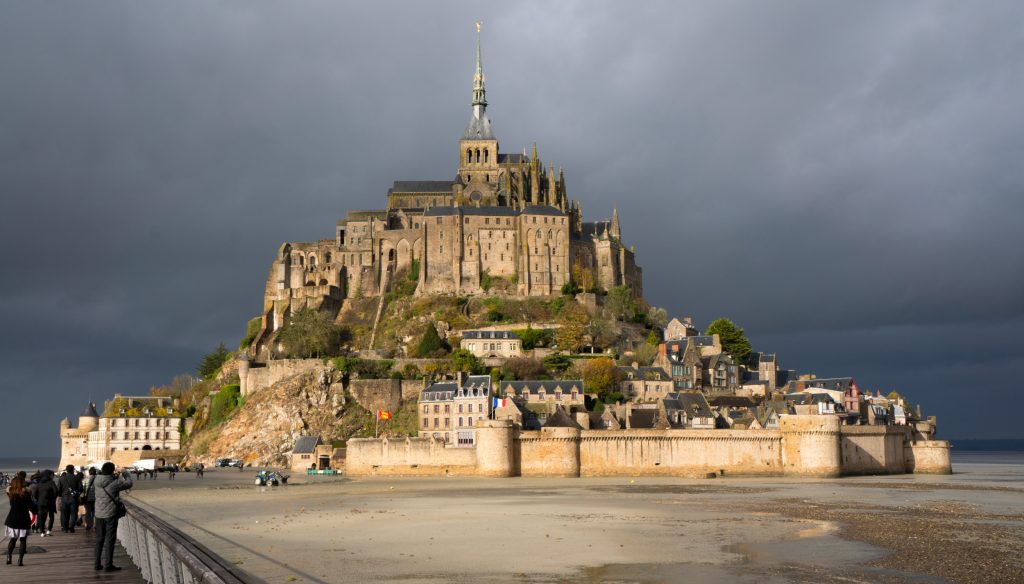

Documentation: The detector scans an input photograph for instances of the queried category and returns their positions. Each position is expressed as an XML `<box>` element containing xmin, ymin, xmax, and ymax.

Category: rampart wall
<box><xmin>346</xmin><ymin>416</ymin><xmax>952</xmax><ymax>478</ymax></box>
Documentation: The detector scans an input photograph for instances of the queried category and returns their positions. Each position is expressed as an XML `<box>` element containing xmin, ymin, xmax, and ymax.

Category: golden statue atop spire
<box><xmin>476</xmin><ymin>21</ymin><xmax>482</xmax><ymax>33</ymax></box>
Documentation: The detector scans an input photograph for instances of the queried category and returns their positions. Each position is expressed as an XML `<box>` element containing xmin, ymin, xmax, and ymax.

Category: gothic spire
<box><xmin>610</xmin><ymin>207</ymin><xmax>621</xmax><ymax>238</ymax></box>
<box><xmin>462</xmin><ymin>22</ymin><xmax>494</xmax><ymax>140</ymax></box>
<box><xmin>472</xmin><ymin>21</ymin><xmax>486</xmax><ymax>109</ymax></box>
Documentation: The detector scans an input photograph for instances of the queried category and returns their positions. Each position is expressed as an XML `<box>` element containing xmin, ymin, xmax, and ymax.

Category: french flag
<box><xmin>492</xmin><ymin>397</ymin><xmax>507</xmax><ymax>409</ymax></box>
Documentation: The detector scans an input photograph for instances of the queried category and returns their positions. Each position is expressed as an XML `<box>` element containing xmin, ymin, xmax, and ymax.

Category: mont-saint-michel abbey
<box><xmin>254</xmin><ymin>32</ymin><xmax>641</xmax><ymax>358</ymax></box>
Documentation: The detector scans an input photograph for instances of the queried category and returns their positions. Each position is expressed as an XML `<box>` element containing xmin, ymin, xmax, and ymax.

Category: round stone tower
<box><xmin>475</xmin><ymin>419</ymin><xmax>516</xmax><ymax>477</ymax></box>
<box><xmin>78</xmin><ymin>402</ymin><xmax>99</xmax><ymax>433</ymax></box>
<box><xmin>238</xmin><ymin>354</ymin><xmax>251</xmax><ymax>397</ymax></box>
<box><xmin>780</xmin><ymin>414</ymin><xmax>842</xmax><ymax>477</ymax></box>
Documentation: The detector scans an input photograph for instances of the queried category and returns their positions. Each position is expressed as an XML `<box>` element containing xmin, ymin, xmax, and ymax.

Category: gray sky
<box><xmin>2</xmin><ymin>1</ymin><xmax>1022</xmax><ymax>457</ymax></box>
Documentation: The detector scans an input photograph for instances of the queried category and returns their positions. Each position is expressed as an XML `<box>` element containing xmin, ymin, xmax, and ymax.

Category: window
<box><xmin>444</xmin><ymin>418</ymin><xmax>450</xmax><ymax>428</ymax></box>
<box><xmin>423</xmin><ymin>419</ymin><xmax>428</xmax><ymax>428</ymax></box>
<box><xmin>478</xmin><ymin>404</ymin><xmax>483</xmax><ymax>413</ymax></box>
<box><xmin>459</xmin><ymin>417</ymin><xmax>463</xmax><ymax>427</ymax></box>
<box><xmin>437</xmin><ymin>217</ymin><xmax>442</xmax><ymax>225</ymax></box>
<box><xmin>433</xmin><ymin>418</ymin><xmax>439</xmax><ymax>428</ymax></box>
<box><xmin>466</xmin><ymin>149</ymin><xmax>472</xmax><ymax>164</ymax></box>
<box><xmin>444</xmin><ymin>404</ymin><xmax>450</xmax><ymax>413</ymax></box>
<box><xmin>459</xmin><ymin>404</ymin><xmax>464</xmax><ymax>413</ymax></box>
<box><xmin>423</xmin><ymin>405</ymin><xmax>428</xmax><ymax>413</ymax></box>
<box><xmin>434</xmin><ymin>405</ymin><xmax>440</xmax><ymax>414</ymax></box>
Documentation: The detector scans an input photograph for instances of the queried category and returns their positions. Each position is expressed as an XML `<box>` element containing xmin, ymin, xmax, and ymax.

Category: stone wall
<box><xmin>579</xmin><ymin>429</ymin><xmax>783</xmax><ymax>477</ymax></box>
<box><xmin>243</xmin><ymin>359</ymin><xmax>324</xmax><ymax>396</ymax></box>
<box><xmin>840</xmin><ymin>425</ymin><xmax>907</xmax><ymax>475</ymax></box>
<box><xmin>346</xmin><ymin>436</ymin><xmax>477</xmax><ymax>476</ymax></box>
<box><xmin>348</xmin><ymin>379</ymin><xmax>403</xmax><ymax>412</ymax></box>
<box><xmin>345</xmin><ymin>415</ymin><xmax>952</xmax><ymax>479</ymax></box>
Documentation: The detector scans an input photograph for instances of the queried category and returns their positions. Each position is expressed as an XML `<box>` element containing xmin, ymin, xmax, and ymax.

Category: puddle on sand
<box><xmin>575</xmin><ymin>562</ymin><xmax>790</xmax><ymax>584</ymax></box>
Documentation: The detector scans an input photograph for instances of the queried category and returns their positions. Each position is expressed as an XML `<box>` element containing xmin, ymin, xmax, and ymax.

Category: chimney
<box><xmin>658</xmin><ymin>343</ymin><xmax>666</xmax><ymax>359</ymax></box>
<box><xmin>457</xmin><ymin>371</ymin><xmax>467</xmax><ymax>387</ymax></box>
<box><xmin>682</xmin><ymin>316</ymin><xmax>692</xmax><ymax>326</ymax></box>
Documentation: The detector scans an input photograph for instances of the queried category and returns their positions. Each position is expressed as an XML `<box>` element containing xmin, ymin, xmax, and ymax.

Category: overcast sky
<box><xmin>2</xmin><ymin>1</ymin><xmax>1022</xmax><ymax>457</ymax></box>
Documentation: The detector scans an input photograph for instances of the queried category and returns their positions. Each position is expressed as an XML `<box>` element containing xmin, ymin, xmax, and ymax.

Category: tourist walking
<box><xmin>57</xmin><ymin>465</ymin><xmax>83</xmax><ymax>533</ymax></box>
<box><xmin>29</xmin><ymin>470</ymin><xmax>57</xmax><ymax>537</ymax></box>
<box><xmin>5</xmin><ymin>475</ymin><xmax>34</xmax><ymax>566</ymax></box>
<box><xmin>93</xmin><ymin>463</ymin><xmax>132</xmax><ymax>572</ymax></box>
<box><xmin>82</xmin><ymin>467</ymin><xmax>97</xmax><ymax>531</ymax></box>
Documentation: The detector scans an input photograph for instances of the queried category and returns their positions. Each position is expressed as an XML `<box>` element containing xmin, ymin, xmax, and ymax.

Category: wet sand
<box><xmin>122</xmin><ymin>462</ymin><xmax>1024</xmax><ymax>584</ymax></box>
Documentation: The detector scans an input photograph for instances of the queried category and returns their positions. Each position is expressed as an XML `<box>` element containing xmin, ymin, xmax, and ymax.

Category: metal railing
<box><xmin>118</xmin><ymin>500</ymin><xmax>250</xmax><ymax>584</ymax></box>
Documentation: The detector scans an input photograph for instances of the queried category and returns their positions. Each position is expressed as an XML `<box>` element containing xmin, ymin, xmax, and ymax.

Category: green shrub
<box><xmin>208</xmin><ymin>384</ymin><xmax>242</xmax><ymax>426</ymax></box>
<box><xmin>449</xmin><ymin>348</ymin><xmax>483</xmax><ymax>374</ymax></box>
<box><xmin>414</xmin><ymin>322</ymin><xmax>450</xmax><ymax>358</ymax></box>
<box><xmin>239</xmin><ymin>317</ymin><xmax>262</xmax><ymax>350</ymax></box>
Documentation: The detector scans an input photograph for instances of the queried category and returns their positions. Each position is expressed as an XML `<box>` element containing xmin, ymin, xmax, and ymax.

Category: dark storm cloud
<box><xmin>1</xmin><ymin>1</ymin><xmax>1022</xmax><ymax>455</ymax></box>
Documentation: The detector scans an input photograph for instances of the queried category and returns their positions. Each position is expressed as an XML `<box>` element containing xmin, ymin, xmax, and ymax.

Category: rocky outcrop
<box><xmin>192</xmin><ymin>364</ymin><xmax>351</xmax><ymax>467</ymax></box>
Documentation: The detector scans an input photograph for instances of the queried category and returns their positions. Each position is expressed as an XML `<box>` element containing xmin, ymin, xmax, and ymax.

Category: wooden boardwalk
<box><xmin>3</xmin><ymin>528</ymin><xmax>145</xmax><ymax>583</ymax></box>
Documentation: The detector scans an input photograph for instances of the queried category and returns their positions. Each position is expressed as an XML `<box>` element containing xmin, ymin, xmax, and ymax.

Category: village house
<box><xmin>702</xmin><ymin>352</ymin><xmax>739</xmax><ymax>392</ymax></box>
<box><xmin>460</xmin><ymin>330</ymin><xmax>522</xmax><ymax>359</ymax></box>
<box><xmin>617</xmin><ymin>363</ymin><xmax>673</xmax><ymax>401</ymax></box>
<box><xmin>418</xmin><ymin>374</ymin><xmax>493</xmax><ymax>445</ymax></box>
<box><xmin>663</xmin><ymin>316</ymin><xmax>698</xmax><ymax>341</ymax></box>
<box><xmin>289</xmin><ymin>435</ymin><xmax>335</xmax><ymax>472</ymax></box>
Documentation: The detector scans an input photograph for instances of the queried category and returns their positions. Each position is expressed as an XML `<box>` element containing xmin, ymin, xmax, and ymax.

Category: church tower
<box><xmin>457</xmin><ymin>23</ymin><xmax>500</xmax><ymax>206</ymax></box>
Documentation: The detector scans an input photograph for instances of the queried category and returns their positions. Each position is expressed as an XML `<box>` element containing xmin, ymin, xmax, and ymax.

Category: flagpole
<box><xmin>375</xmin><ymin>412</ymin><xmax>379</xmax><ymax>439</ymax></box>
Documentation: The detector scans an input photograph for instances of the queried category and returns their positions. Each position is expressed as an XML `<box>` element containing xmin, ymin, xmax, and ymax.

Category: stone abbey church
<box><xmin>258</xmin><ymin>33</ymin><xmax>643</xmax><ymax>345</ymax></box>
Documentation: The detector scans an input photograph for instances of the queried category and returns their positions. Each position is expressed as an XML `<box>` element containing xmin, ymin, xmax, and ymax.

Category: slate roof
<box><xmin>543</xmin><ymin>406</ymin><xmax>583</xmax><ymax>429</ymax></box>
<box><xmin>759</xmin><ymin>353</ymin><xmax>776</xmax><ymax>363</ymax></box>
<box><xmin>292</xmin><ymin>435</ymin><xmax>321</xmax><ymax>454</ymax></box>
<box><xmin>521</xmin><ymin>205</ymin><xmax>566</xmax><ymax>216</ymax></box>
<box><xmin>497</xmin><ymin>153</ymin><xmax>528</xmax><ymax>164</ymax></box>
<box><xmin>462</xmin><ymin>330</ymin><xmax>521</xmax><ymax>340</ymax></box>
<box><xmin>390</xmin><ymin>180</ymin><xmax>453</xmax><ymax>193</ymax></box>
<box><xmin>627</xmin><ymin>408</ymin><xmax>661</xmax><ymax>429</ymax></box>
<box><xmin>690</xmin><ymin>336</ymin><xmax>716</xmax><ymax>347</ymax></box>
<box><xmin>421</xmin><ymin>382</ymin><xmax>457</xmax><ymax>401</ymax></box>
<box><xmin>462</xmin><ymin>112</ymin><xmax>495</xmax><ymax>139</ymax></box>
<box><xmin>618</xmin><ymin>366</ymin><xmax>671</xmax><ymax>381</ymax></box>
<box><xmin>664</xmin><ymin>392</ymin><xmax>714</xmax><ymax>419</ymax></box>
<box><xmin>784</xmin><ymin>392</ymin><xmax>836</xmax><ymax>405</ymax></box>
<box><xmin>461</xmin><ymin>375</ymin><xmax>492</xmax><ymax>393</ymax></box>
<box><xmin>502</xmin><ymin>380</ymin><xmax>584</xmax><ymax>394</ymax></box>
<box><xmin>82</xmin><ymin>402</ymin><xmax>99</xmax><ymax>417</ymax></box>
<box><xmin>423</xmin><ymin>206</ymin><xmax>519</xmax><ymax>217</ymax></box>
<box><xmin>579</xmin><ymin>222</ymin><xmax>609</xmax><ymax>238</ymax></box>
<box><xmin>797</xmin><ymin>377</ymin><xmax>854</xmax><ymax>392</ymax></box>
<box><xmin>707</xmin><ymin>395</ymin><xmax>760</xmax><ymax>408</ymax></box>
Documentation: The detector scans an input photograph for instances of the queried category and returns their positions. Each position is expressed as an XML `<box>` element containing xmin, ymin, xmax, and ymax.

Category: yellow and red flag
<box><xmin>377</xmin><ymin>409</ymin><xmax>392</xmax><ymax>421</ymax></box>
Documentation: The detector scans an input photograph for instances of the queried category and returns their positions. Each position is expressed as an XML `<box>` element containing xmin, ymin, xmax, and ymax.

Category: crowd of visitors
<box><xmin>3</xmin><ymin>462</ymin><xmax>131</xmax><ymax>571</ymax></box>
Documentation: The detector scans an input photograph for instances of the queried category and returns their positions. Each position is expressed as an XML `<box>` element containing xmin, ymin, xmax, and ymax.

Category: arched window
<box><xmin>466</xmin><ymin>149</ymin><xmax>472</xmax><ymax>164</ymax></box>
<box><xmin>309</xmin><ymin>255</ymin><xmax>317</xmax><ymax>267</ymax></box>
<box><xmin>475</xmin><ymin>149</ymin><xmax>481</xmax><ymax>163</ymax></box>
<box><xmin>484</xmin><ymin>149</ymin><xmax>489</xmax><ymax>163</ymax></box>
<box><xmin>325</xmin><ymin>252</ymin><xmax>332</xmax><ymax>263</ymax></box>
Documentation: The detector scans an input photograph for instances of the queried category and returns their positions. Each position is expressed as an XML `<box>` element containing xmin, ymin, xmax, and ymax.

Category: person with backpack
<box><xmin>93</xmin><ymin>463</ymin><xmax>132</xmax><ymax>572</ymax></box>
<box><xmin>82</xmin><ymin>467</ymin><xmax>97</xmax><ymax>531</ymax></box>
<box><xmin>29</xmin><ymin>469</ymin><xmax>57</xmax><ymax>537</ymax></box>
<box><xmin>56</xmin><ymin>465</ymin><xmax>83</xmax><ymax>533</ymax></box>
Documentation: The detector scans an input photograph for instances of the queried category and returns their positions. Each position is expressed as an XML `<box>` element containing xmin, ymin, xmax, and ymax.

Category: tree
<box><xmin>278</xmin><ymin>308</ymin><xmax>345</xmax><ymax>358</ymax></box>
<box><xmin>449</xmin><ymin>348</ymin><xmax>483</xmax><ymax>374</ymax></box>
<box><xmin>587</xmin><ymin>313</ymin><xmax>620</xmax><ymax>350</ymax></box>
<box><xmin>555</xmin><ymin>301</ymin><xmax>588</xmax><ymax>353</ymax></box>
<box><xmin>542</xmin><ymin>353</ymin><xmax>573</xmax><ymax>375</ymax></box>
<box><xmin>632</xmin><ymin>342</ymin><xmax>658</xmax><ymax>366</ymax></box>
<box><xmin>571</xmin><ymin>260</ymin><xmax>595</xmax><ymax>292</ymax></box>
<box><xmin>646</xmin><ymin>330</ymin><xmax>661</xmax><ymax>345</ymax></box>
<box><xmin>705</xmin><ymin>318</ymin><xmax>752</xmax><ymax>363</ymax></box>
<box><xmin>580</xmin><ymin>357</ymin><xmax>623</xmax><ymax>399</ymax></box>
<box><xmin>646</xmin><ymin>306</ymin><xmax>669</xmax><ymax>330</ymax></box>
<box><xmin>413</xmin><ymin>322</ymin><xmax>450</xmax><ymax>358</ymax></box>
<box><xmin>604</xmin><ymin>286</ymin><xmax>637</xmax><ymax>321</ymax></box>
<box><xmin>197</xmin><ymin>343</ymin><xmax>231</xmax><ymax>380</ymax></box>
<box><xmin>502</xmin><ymin>356</ymin><xmax>548</xmax><ymax>380</ymax></box>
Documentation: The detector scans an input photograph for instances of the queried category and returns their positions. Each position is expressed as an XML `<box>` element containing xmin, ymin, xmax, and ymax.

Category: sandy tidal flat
<box><xmin>122</xmin><ymin>461</ymin><xmax>1024</xmax><ymax>584</ymax></box>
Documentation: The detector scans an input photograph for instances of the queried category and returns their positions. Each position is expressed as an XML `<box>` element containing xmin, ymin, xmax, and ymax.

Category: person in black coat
<box><xmin>56</xmin><ymin>465</ymin><xmax>83</xmax><ymax>533</ymax></box>
<box><xmin>29</xmin><ymin>469</ymin><xmax>58</xmax><ymax>536</ymax></box>
<box><xmin>5</xmin><ymin>475</ymin><xmax>34</xmax><ymax>566</ymax></box>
